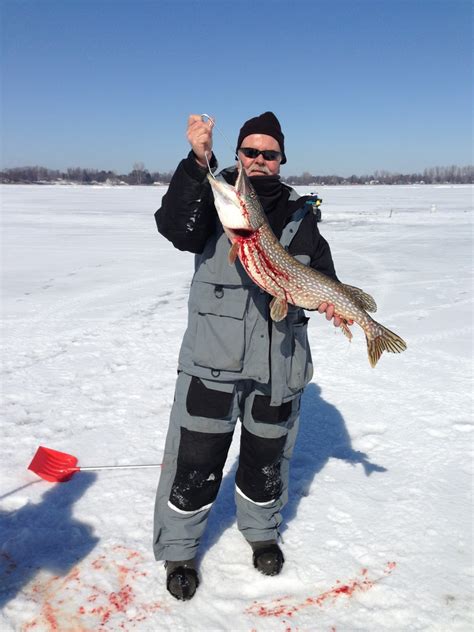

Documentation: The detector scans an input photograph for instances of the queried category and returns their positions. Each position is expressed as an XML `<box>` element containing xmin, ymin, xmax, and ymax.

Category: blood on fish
<box><xmin>239</xmin><ymin>229</ymin><xmax>294</xmax><ymax>306</ymax></box>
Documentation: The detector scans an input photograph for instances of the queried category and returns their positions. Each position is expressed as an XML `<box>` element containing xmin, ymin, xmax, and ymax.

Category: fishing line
<box><xmin>200</xmin><ymin>113</ymin><xmax>242</xmax><ymax>178</ymax></box>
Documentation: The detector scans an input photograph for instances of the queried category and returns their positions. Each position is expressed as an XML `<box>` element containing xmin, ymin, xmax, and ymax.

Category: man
<box><xmin>153</xmin><ymin>112</ymin><xmax>343</xmax><ymax>601</ymax></box>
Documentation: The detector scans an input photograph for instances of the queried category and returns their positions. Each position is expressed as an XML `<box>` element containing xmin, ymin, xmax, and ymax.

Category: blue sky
<box><xmin>2</xmin><ymin>0</ymin><xmax>472</xmax><ymax>176</ymax></box>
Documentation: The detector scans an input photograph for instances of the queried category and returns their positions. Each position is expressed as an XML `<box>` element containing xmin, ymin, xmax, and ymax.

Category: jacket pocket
<box><xmin>192</xmin><ymin>284</ymin><xmax>247</xmax><ymax>372</ymax></box>
<box><xmin>287</xmin><ymin>314</ymin><xmax>313</xmax><ymax>391</ymax></box>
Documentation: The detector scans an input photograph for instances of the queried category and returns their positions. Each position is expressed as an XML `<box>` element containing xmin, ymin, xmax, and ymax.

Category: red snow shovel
<box><xmin>28</xmin><ymin>446</ymin><xmax>162</xmax><ymax>483</ymax></box>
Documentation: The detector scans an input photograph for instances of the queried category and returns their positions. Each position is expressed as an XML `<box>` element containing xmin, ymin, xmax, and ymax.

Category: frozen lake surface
<box><xmin>1</xmin><ymin>184</ymin><xmax>472</xmax><ymax>630</ymax></box>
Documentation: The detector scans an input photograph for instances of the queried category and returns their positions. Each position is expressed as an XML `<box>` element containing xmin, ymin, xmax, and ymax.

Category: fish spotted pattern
<box><xmin>208</xmin><ymin>168</ymin><xmax>407</xmax><ymax>367</ymax></box>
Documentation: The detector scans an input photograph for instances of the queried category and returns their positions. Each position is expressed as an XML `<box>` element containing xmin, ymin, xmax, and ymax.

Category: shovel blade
<box><xmin>28</xmin><ymin>446</ymin><xmax>80</xmax><ymax>483</ymax></box>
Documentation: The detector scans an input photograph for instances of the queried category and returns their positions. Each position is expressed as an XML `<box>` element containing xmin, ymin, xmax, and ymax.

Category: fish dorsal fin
<box><xmin>341</xmin><ymin>284</ymin><xmax>377</xmax><ymax>313</ymax></box>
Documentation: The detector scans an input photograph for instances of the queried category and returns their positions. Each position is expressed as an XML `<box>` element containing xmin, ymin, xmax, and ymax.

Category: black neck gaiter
<box><xmin>249</xmin><ymin>175</ymin><xmax>290</xmax><ymax>239</ymax></box>
<box><xmin>249</xmin><ymin>175</ymin><xmax>282</xmax><ymax>209</ymax></box>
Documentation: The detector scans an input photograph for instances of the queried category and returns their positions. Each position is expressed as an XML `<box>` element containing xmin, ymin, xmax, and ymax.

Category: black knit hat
<box><xmin>236</xmin><ymin>112</ymin><xmax>286</xmax><ymax>164</ymax></box>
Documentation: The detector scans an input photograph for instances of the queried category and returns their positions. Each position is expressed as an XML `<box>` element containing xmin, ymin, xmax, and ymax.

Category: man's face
<box><xmin>237</xmin><ymin>134</ymin><xmax>282</xmax><ymax>177</ymax></box>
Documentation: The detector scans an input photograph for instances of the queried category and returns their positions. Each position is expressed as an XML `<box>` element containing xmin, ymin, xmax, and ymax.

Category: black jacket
<box><xmin>155</xmin><ymin>152</ymin><xmax>338</xmax><ymax>281</ymax></box>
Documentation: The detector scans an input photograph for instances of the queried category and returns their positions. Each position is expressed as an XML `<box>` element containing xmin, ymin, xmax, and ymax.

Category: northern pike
<box><xmin>207</xmin><ymin>167</ymin><xmax>407</xmax><ymax>368</ymax></box>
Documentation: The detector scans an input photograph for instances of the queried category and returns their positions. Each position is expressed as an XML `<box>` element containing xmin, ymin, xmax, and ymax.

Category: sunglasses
<box><xmin>239</xmin><ymin>147</ymin><xmax>282</xmax><ymax>161</ymax></box>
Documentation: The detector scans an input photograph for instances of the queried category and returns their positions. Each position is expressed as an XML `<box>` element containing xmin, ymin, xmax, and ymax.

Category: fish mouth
<box><xmin>207</xmin><ymin>174</ymin><xmax>233</xmax><ymax>197</ymax></box>
<box><xmin>207</xmin><ymin>174</ymin><xmax>255</xmax><ymax>236</ymax></box>
<box><xmin>207</xmin><ymin>175</ymin><xmax>245</xmax><ymax>208</ymax></box>
<box><xmin>226</xmin><ymin>227</ymin><xmax>255</xmax><ymax>240</ymax></box>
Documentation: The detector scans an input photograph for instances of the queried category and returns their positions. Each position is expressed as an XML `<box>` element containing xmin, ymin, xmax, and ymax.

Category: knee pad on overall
<box><xmin>236</xmin><ymin>425</ymin><xmax>287</xmax><ymax>504</ymax></box>
<box><xmin>169</xmin><ymin>427</ymin><xmax>233</xmax><ymax>513</ymax></box>
<box><xmin>169</xmin><ymin>377</ymin><xmax>234</xmax><ymax>513</ymax></box>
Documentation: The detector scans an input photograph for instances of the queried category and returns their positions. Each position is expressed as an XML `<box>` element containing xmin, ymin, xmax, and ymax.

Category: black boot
<box><xmin>250</xmin><ymin>540</ymin><xmax>284</xmax><ymax>576</ymax></box>
<box><xmin>165</xmin><ymin>559</ymin><xmax>199</xmax><ymax>601</ymax></box>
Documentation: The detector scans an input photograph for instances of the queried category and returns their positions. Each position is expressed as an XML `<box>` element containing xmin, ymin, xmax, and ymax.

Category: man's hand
<box><xmin>318</xmin><ymin>302</ymin><xmax>354</xmax><ymax>328</ymax></box>
<box><xmin>187</xmin><ymin>114</ymin><xmax>214</xmax><ymax>168</ymax></box>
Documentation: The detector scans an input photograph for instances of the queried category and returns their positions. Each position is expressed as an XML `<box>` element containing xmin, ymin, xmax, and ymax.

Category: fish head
<box><xmin>207</xmin><ymin>167</ymin><xmax>265</xmax><ymax>241</ymax></box>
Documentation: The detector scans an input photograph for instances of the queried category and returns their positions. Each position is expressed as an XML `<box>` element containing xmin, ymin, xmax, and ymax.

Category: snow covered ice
<box><xmin>1</xmin><ymin>183</ymin><xmax>472</xmax><ymax>631</ymax></box>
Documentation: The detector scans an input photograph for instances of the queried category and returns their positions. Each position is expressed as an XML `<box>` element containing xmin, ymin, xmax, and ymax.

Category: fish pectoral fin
<box><xmin>270</xmin><ymin>296</ymin><xmax>288</xmax><ymax>322</ymax></box>
<box><xmin>341</xmin><ymin>283</ymin><xmax>377</xmax><ymax>313</ymax></box>
<box><xmin>340</xmin><ymin>320</ymin><xmax>353</xmax><ymax>341</ymax></box>
<box><xmin>228</xmin><ymin>242</ymin><xmax>239</xmax><ymax>265</ymax></box>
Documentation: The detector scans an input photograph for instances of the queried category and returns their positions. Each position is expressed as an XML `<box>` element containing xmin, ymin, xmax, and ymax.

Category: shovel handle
<box><xmin>78</xmin><ymin>464</ymin><xmax>162</xmax><ymax>472</ymax></box>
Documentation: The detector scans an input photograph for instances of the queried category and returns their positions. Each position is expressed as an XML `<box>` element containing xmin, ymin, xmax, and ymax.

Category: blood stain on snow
<box><xmin>23</xmin><ymin>546</ymin><xmax>167</xmax><ymax>631</ymax></box>
<box><xmin>246</xmin><ymin>562</ymin><xmax>397</xmax><ymax>618</ymax></box>
<box><xmin>109</xmin><ymin>585</ymin><xmax>134</xmax><ymax>614</ymax></box>
<box><xmin>42</xmin><ymin>603</ymin><xmax>59</xmax><ymax>631</ymax></box>
<box><xmin>92</xmin><ymin>555</ymin><xmax>107</xmax><ymax>570</ymax></box>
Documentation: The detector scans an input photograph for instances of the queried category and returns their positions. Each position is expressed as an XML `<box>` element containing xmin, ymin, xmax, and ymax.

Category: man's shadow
<box><xmin>0</xmin><ymin>472</ymin><xmax>99</xmax><ymax>607</ymax></box>
<box><xmin>282</xmin><ymin>382</ymin><xmax>387</xmax><ymax>530</ymax></box>
<box><xmin>200</xmin><ymin>382</ymin><xmax>386</xmax><ymax>555</ymax></box>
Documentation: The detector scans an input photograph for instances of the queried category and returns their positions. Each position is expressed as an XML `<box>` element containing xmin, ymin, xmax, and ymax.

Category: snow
<box><xmin>1</xmin><ymin>183</ymin><xmax>472</xmax><ymax>631</ymax></box>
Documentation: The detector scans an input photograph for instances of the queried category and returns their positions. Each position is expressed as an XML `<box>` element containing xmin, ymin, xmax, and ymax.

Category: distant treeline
<box><xmin>0</xmin><ymin>163</ymin><xmax>174</xmax><ymax>186</ymax></box>
<box><xmin>1</xmin><ymin>163</ymin><xmax>472</xmax><ymax>185</ymax></box>
<box><xmin>285</xmin><ymin>165</ymin><xmax>474</xmax><ymax>185</ymax></box>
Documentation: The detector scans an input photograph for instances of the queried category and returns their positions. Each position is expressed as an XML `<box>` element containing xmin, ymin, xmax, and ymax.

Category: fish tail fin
<box><xmin>366</xmin><ymin>324</ymin><xmax>407</xmax><ymax>367</ymax></box>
